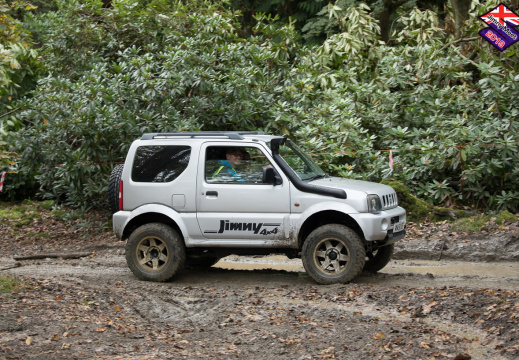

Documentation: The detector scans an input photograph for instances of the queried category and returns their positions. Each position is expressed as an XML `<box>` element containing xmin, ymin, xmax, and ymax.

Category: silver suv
<box><xmin>109</xmin><ymin>132</ymin><xmax>406</xmax><ymax>284</ymax></box>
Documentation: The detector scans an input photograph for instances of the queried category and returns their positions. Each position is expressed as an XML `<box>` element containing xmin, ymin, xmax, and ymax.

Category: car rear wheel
<box><xmin>364</xmin><ymin>244</ymin><xmax>394</xmax><ymax>273</ymax></box>
<box><xmin>125</xmin><ymin>223</ymin><xmax>186</xmax><ymax>282</ymax></box>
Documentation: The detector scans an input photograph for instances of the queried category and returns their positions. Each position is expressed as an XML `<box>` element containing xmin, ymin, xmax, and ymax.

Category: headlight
<box><xmin>367</xmin><ymin>194</ymin><xmax>382</xmax><ymax>214</ymax></box>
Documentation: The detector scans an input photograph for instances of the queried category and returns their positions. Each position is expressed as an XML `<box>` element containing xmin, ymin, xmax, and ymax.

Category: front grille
<box><xmin>382</xmin><ymin>192</ymin><xmax>398</xmax><ymax>209</ymax></box>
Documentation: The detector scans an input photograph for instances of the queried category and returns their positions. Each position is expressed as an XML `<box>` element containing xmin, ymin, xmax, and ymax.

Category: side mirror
<box><xmin>262</xmin><ymin>167</ymin><xmax>282</xmax><ymax>185</ymax></box>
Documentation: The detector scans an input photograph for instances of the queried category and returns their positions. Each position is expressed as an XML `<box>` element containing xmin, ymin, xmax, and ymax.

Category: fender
<box><xmin>296</xmin><ymin>201</ymin><xmax>360</xmax><ymax>225</ymax></box>
<box><xmin>291</xmin><ymin>201</ymin><xmax>363</xmax><ymax>239</ymax></box>
<box><xmin>114</xmin><ymin>203</ymin><xmax>192</xmax><ymax>241</ymax></box>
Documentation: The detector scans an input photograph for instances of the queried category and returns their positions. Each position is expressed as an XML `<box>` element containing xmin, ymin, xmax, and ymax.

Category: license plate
<box><xmin>393</xmin><ymin>221</ymin><xmax>405</xmax><ymax>232</ymax></box>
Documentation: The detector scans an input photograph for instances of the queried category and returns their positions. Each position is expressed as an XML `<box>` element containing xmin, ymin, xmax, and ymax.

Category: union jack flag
<box><xmin>481</xmin><ymin>3</ymin><xmax>519</xmax><ymax>27</ymax></box>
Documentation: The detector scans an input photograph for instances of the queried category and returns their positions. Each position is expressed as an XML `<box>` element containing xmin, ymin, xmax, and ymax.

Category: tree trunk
<box><xmin>450</xmin><ymin>0</ymin><xmax>471</xmax><ymax>38</ymax></box>
<box><xmin>378</xmin><ymin>0</ymin><xmax>406</xmax><ymax>43</ymax></box>
<box><xmin>379</xmin><ymin>7</ymin><xmax>392</xmax><ymax>43</ymax></box>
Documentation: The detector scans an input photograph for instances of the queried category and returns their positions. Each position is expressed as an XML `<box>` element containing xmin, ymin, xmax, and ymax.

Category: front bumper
<box><xmin>352</xmin><ymin>206</ymin><xmax>407</xmax><ymax>241</ymax></box>
<box><xmin>384</xmin><ymin>228</ymin><xmax>406</xmax><ymax>244</ymax></box>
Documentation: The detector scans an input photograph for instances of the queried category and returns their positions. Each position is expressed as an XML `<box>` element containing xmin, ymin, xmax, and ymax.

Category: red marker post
<box><xmin>0</xmin><ymin>172</ymin><xmax>5</xmax><ymax>192</ymax></box>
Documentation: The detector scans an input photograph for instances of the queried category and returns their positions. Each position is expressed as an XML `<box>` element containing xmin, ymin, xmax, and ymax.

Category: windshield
<box><xmin>276</xmin><ymin>139</ymin><xmax>326</xmax><ymax>181</ymax></box>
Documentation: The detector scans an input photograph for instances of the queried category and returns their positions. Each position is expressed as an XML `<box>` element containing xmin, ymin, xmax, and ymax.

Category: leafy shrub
<box><xmin>2</xmin><ymin>0</ymin><xmax>518</xmax><ymax>215</ymax></box>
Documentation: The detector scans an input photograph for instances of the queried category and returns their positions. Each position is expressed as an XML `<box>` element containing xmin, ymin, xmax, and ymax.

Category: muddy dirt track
<box><xmin>1</xmin><ymin>207</ymin><xmax>518</xmax><ymax>359</ymax></box>
<box><xmin>1</xmin><ymin>249</ymin><xmax>519</xmax><ymax>360</ymax></box>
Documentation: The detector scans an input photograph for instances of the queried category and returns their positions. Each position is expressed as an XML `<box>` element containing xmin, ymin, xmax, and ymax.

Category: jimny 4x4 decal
<box><xmin>204</xmin><ymin>220</ymin><xmax>281</xmax><ymax>235</ymax></box>
<box><xmin>479</xmin><ymin>3</ymin><xmax>519</xmax><ymax>51</ymax></box>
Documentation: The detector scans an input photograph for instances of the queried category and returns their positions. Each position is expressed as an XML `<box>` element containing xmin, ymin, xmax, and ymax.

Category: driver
<box><xmin>211</xmin><ymin>148</ymin><xmax>246</xmax><ymax>183</ymax></box>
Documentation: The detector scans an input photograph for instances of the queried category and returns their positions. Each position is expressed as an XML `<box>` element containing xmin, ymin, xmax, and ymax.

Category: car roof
<box><xmin>140</xmin><ymin>132</ymin><xmax>282</xmax><ymax>142</ymax></box>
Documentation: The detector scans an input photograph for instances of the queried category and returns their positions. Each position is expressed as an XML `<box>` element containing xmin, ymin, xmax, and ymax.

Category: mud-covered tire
<box><xmin>125</xmin><ymin>223</ymin><xmax>186</xmax><ymax>282</ymax></box>
<box><xmin>108</xmin><ymin>164</ymin><xmax>124</xmax><ymax>214</ymax></box>
<box><xmin>302</xmin><ymin>224</ymin><xmax>366</xmax><ymax>285</ymax></box>
<box><xmin>364</xmin><ymin>244</ymin><xmax>394</xmax><ymax>273</ymax></box>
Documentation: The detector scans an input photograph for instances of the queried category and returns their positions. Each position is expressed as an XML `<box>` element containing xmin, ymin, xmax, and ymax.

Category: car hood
<box><xmin>309</xmin><ymin>177</ymin><xmax>394</xmax><ymax>195</ymax></box>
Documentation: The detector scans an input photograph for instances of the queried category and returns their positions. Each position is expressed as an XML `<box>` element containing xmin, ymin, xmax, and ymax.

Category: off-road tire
<box><xmin>302</xmin><ymin>224</ymin><xmax>366</xmax><ymax>285</ymax></box>
<box><xmin>364</xmin><ymin>244</ymin><xmax>394</xmax><ymax>273</ymax></box>
<box><xmin>108</xmin><ymin>164</ymin><xmax>124</xmax><ymax>214</ymax></box>
<box><xmin>125</xmin><ymin>223</ymin><xmax>186</xmax><ymax>282</ymax></box>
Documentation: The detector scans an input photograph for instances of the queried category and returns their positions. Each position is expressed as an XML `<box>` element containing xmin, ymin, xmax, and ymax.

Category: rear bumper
<box><xmin>112</xmin><ymin>211</ymin><xmax>131</xmax><ymax>240</ymax></box>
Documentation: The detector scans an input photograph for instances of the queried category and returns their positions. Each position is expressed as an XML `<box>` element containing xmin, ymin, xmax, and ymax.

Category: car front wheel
<box><xmin>302</xmin><ymin>224</ymin><xmax>366</xmax><ymax>284</ymax></box>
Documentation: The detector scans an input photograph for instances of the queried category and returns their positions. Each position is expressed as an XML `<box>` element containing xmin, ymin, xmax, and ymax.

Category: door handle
<box><xmin>206</xmin><ymin>191</ymin><xmax>218</xmax><ymax>197</ymax></box>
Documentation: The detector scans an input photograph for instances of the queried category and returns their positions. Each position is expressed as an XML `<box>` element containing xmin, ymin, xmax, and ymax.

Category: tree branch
<box><xmin>440</xmin><ymin>37</ymin><xmax>479</xmax><ymax>52</ymax></box>
<box><xmin>0</xmin><ymin>263</ymin><xmax>21</xmax><ymax>271</ymax></box>
<box><xmin>0</xmin><ymin>107</ymin><xmax>21</xmax><ymax>119</ymax></box>
<box><xmin>13</xmin><ymin>252</ymin><xmax>94</xmax><ymax>261</ymax></box>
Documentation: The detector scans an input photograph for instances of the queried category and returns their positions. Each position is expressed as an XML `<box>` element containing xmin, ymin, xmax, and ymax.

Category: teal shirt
<box><xmin>212</xmin><ymin>160</ymin><xmax>245</xmax><ymax>183</ymax></box>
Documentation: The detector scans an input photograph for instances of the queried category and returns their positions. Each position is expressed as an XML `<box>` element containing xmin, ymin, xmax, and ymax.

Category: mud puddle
<box><xmin>3</xmin><ymin>255</ymin><xmax>518</xmax><ymax>289</ymax></box>
<box><xmin>216</xmin><ymin>255</ymin><xmax>519</xmax><ymax>289</ymax></box>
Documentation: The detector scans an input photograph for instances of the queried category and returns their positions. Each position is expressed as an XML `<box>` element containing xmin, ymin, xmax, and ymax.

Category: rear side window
<box><xmin>132</xmin><ymin>145</ymin><xmax>191</xmax><ymax>182</ymax></box>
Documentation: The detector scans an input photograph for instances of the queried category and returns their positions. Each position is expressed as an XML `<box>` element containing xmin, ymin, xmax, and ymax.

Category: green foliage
<box><xmin>0</xmin><ymin>139</ymin><xmax>17</xmax><ymax>170</ymax></box>
<box><xmin>0</xmin><ymin>0</ymin><xmax>39</xmax><ymax>100</ymax></box>
<box><xmin>11</xmin><ymin>1</ymin><xmax>295</xmax><ymax>207</ymax></box>
<box><xmin>299</xmin><ymin>3</ymin><xmax>519</xmax><ymax>213</ymax></box>
<box><xmin>312</xmin><ymin>3</ymin><xmax>381</xmax><ymax>73</ymax></box>
<box><xmin>228</xmin><ymin>0</ymin><xmax>328</xmax><ymax>39</ymax></box>
<box><xmin>1</xmin><ymin>1</ymin><xmax>40</xmax><ymax>185</ymax></box>
<box><xmin>391</xmin><ymin>7</ymin><xmax>444</xmax><ymax>46</ymax></box>
<box><xmin>50</xmin><ymin>207</ymin><xmax>82</xmax><ymax>221</ymax></box>
<box><xmin>2</xmin><ymin>0</ymin><xmax>518</xmax><ymax>215</ymax></box>
<box><xmin>0</xmin><ymin>42</ymin><xmax>37</xmax><ymax>98</ymax></box>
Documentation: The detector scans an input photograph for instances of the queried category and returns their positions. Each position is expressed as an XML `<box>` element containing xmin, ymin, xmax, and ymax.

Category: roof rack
<box><xmin>141</xmin><ymin>131</ymin><xmax>266</xmax><ymax>141</ymax></box>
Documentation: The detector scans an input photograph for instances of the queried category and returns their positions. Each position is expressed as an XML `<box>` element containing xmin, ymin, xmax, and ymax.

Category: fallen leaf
<box><xmin>423</xmin><ymin>301</ymin><xmax>439</xmax><ymax>315</ymax></box>
<box><xmin>453</xmin><ymin>354</ymin><xmax>471</xmax><ymax>360</ymax></box>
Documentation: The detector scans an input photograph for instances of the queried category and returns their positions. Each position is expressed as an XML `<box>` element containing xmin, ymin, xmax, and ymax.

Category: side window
<box><xmin>206</xmin><ymin>146</ymin><xmax>272</xmax><ymax>184</ymax></box>
<box><xmin>132</xmin><ymin>145</ymin><xmax>191</xmax><ymax>182</ymax></box>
